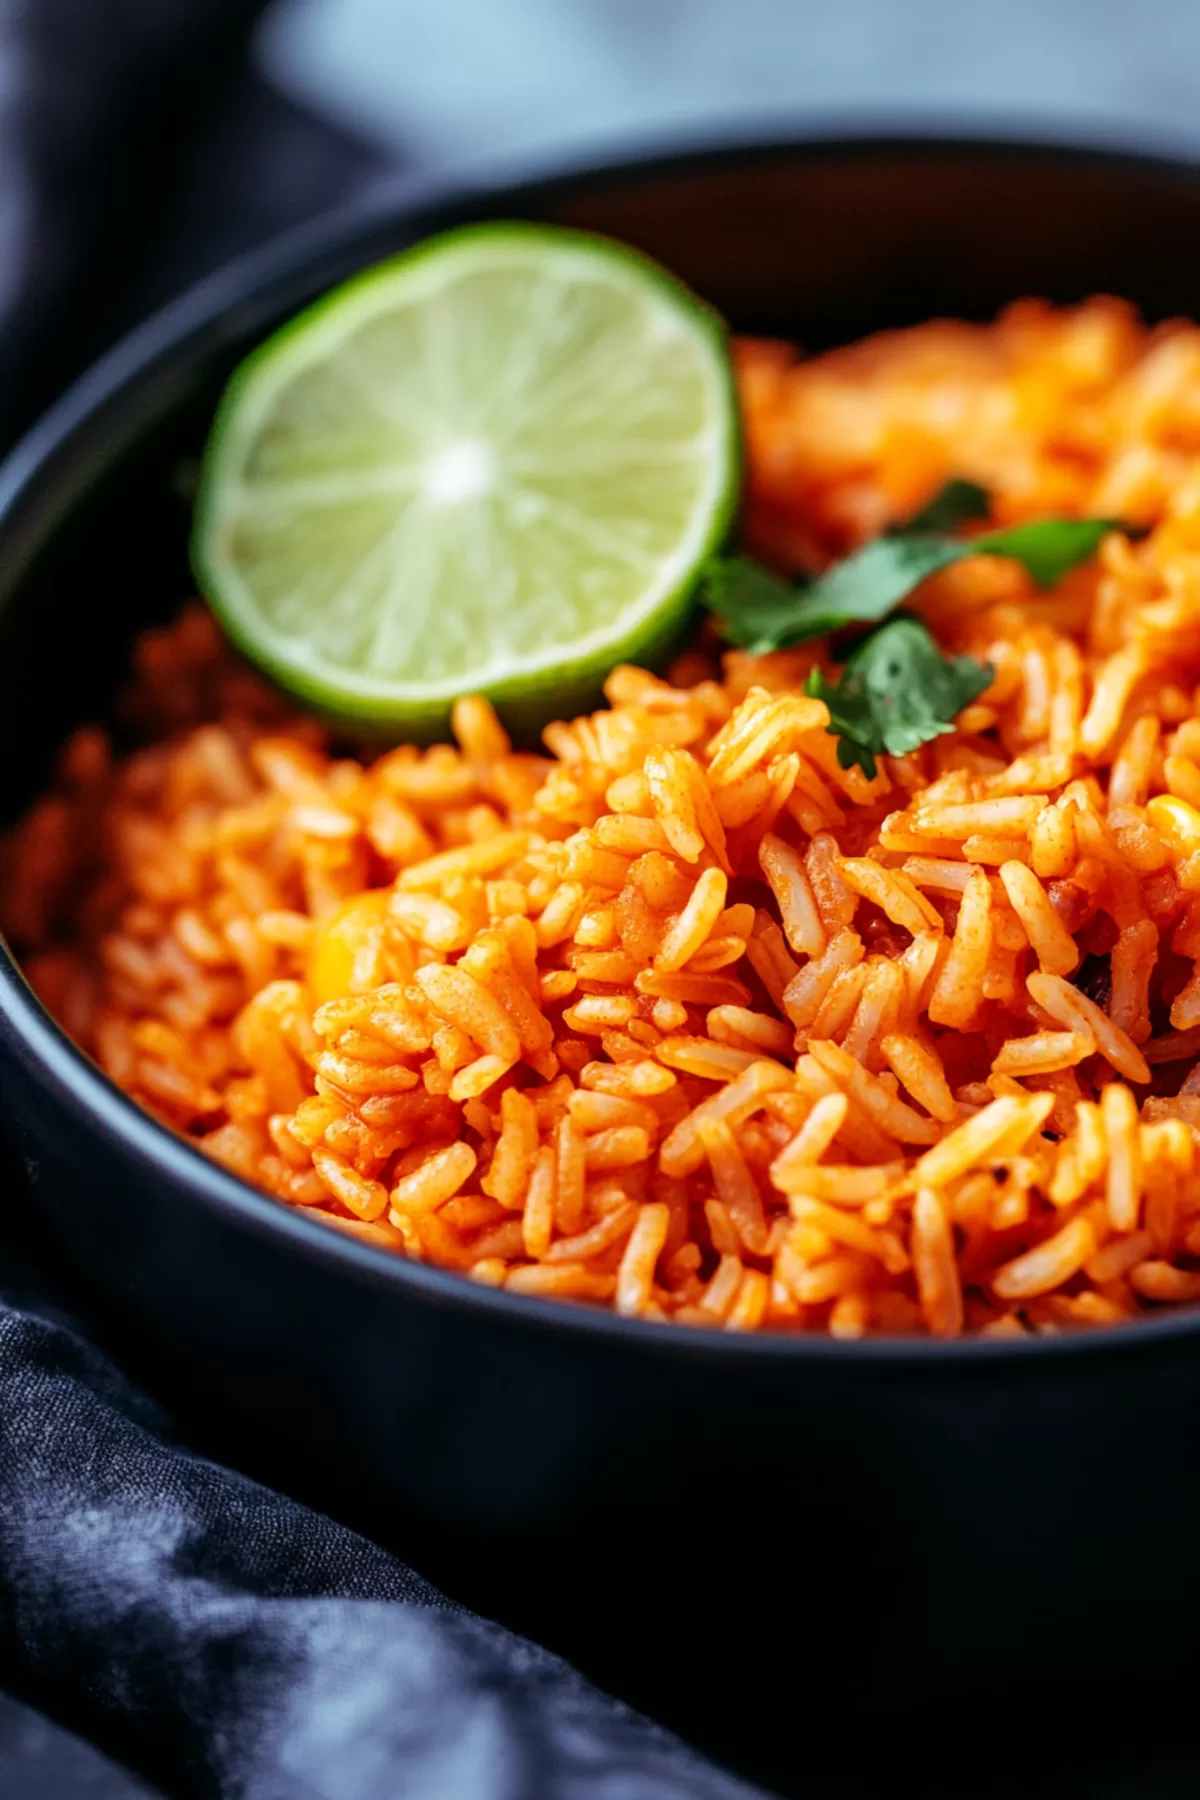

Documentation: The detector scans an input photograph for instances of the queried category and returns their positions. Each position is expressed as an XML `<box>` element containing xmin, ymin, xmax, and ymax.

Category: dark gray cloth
<box><xmin>0</xmin><ymin>1200</ymin><xmax>765</xmax><ymax>1800</ymax></box>
<box><xmin>0</xmin><ymin>1693</ymin><xmax>157</xmax><ymax>1798</ymax></box>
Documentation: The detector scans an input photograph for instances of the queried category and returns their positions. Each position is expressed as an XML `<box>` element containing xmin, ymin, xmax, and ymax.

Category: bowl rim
<box><xmin>4</xmin><ymin>117</ymin><xmax>1200</xmax><ymax>1368</ymax></box>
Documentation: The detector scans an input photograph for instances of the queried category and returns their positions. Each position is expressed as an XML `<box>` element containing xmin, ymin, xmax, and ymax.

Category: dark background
<box><xmin>6</xmin><ymin>1</ymin><xmax>1200</xmax><ymax>1793</ymax></box>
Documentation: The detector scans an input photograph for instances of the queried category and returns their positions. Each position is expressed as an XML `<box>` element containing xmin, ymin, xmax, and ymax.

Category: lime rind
<box><xmin>192</xmin><ymin>221</ymin><xmax>742</xmax><ymax>736</ymax></box>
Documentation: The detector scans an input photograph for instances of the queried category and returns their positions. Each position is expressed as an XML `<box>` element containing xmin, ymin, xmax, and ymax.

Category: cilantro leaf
<box><xmin>896</xmin><ymin>478</ymin><xmax>991</xmax><ymax>534</ymax></box>
<box><xmin>725</xmin><ymin>515</ymin><xmax>1120</xmax><ymax>650</ymax></box>
<box><xmin>697</xmin><ymin>555</ymin><xmax>798</xmax><ymax>653</ymax></box>
<box><xmin>700</xmin><ymin>536</ymin><xmax>966</xmax><ymax>650</ymax></box>
<box><xmin>776</xmin><ymin>535</ymin><xmax>966</xmax><ymax>642</ymax></box>
<box><xmin>805</xmin><ymin>617</ymin><xmax>994</xmax><ymax>780</ymax></box>
<box><xmin>704</xmin><ymin>481</ymin><xmax>990</xmax><ymax>647</ymax></box>
<box><xmin>699</xmin><ymin>482</ymin><xmax>1123</xmax><ymax>654</ymax></box>
<box><xmin>970</xmin><ymin>516</ymin><xmax>1116</xmax><ymax>588</ymax></box>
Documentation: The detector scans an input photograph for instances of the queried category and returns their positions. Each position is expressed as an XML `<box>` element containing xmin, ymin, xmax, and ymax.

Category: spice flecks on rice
<box><xmin>12</xmin><ymin>297</ymin><xmax>1200</xmax><ymax>1335</ymax></box>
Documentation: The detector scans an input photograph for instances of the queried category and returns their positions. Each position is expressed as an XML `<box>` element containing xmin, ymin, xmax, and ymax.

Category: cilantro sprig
<box><xmin>806</xmin><ymin>618</ymin><xmax>993</xmax><ymax>780</ymax></box>
<box><xmin>699</xmin><ymin>482</ymin><xmax>1125</xmax><ymax>777</ymax></box>
<box><xmin>701</xmin><ymin>508</ymin><xmax>1118</xmax><ymax>655</ymax></box>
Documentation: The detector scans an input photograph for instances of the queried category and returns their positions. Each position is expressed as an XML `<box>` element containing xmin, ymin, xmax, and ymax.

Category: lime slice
<box><xmin>191</xmin><ymin>222</ymin><xmax>741</xmax><ymax>735</ymax></box>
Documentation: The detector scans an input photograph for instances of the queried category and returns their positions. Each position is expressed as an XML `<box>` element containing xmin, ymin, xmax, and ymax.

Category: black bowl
<box><xmin>5</xmin><ymin>130</ymin><xmax>1200</xmax><ymax>1794</ymax></box>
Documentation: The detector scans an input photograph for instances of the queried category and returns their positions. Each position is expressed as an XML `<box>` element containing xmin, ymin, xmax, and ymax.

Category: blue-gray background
<box><xmin>7</xmin><ymin>1</ymin><xmax>1200</xmax><ymax>1794</ymax></box>
<box><xmin>255</xmin><ymin>0</ymin><xmax>1200</xmax><ymax>172</ymax></box>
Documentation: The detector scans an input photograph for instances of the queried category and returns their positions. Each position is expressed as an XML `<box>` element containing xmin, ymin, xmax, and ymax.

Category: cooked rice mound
<box><xmin>14</xmin><ymin>297</ymin><xmax>1200</xmax><ymax>1336</ymax></box>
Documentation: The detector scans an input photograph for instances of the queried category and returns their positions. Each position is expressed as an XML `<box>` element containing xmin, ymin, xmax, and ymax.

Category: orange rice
<box><xmin>11</xmin><ymin>295</ymin><xmax>1200</xmax><ymax>1336</ymax></box>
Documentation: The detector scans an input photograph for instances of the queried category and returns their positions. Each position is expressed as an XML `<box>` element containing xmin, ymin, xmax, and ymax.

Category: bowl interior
<box><xmin>5</xmin><ymin>136</ymin><xmax>1200</xmax><ymax>825</ymax></box>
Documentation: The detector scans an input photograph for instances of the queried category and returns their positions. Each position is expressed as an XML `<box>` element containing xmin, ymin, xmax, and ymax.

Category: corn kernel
<box><xmin>307</xmin><ymin>890</ymin><xmax>391</xmax><ymax>1006</ymax></box>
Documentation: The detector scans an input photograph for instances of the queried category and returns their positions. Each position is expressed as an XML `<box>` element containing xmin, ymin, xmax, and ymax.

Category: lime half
<box><xmin>192</xmin><ymin>222</ymin><xmax>740</xmax><ymax>734</ymax></box>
